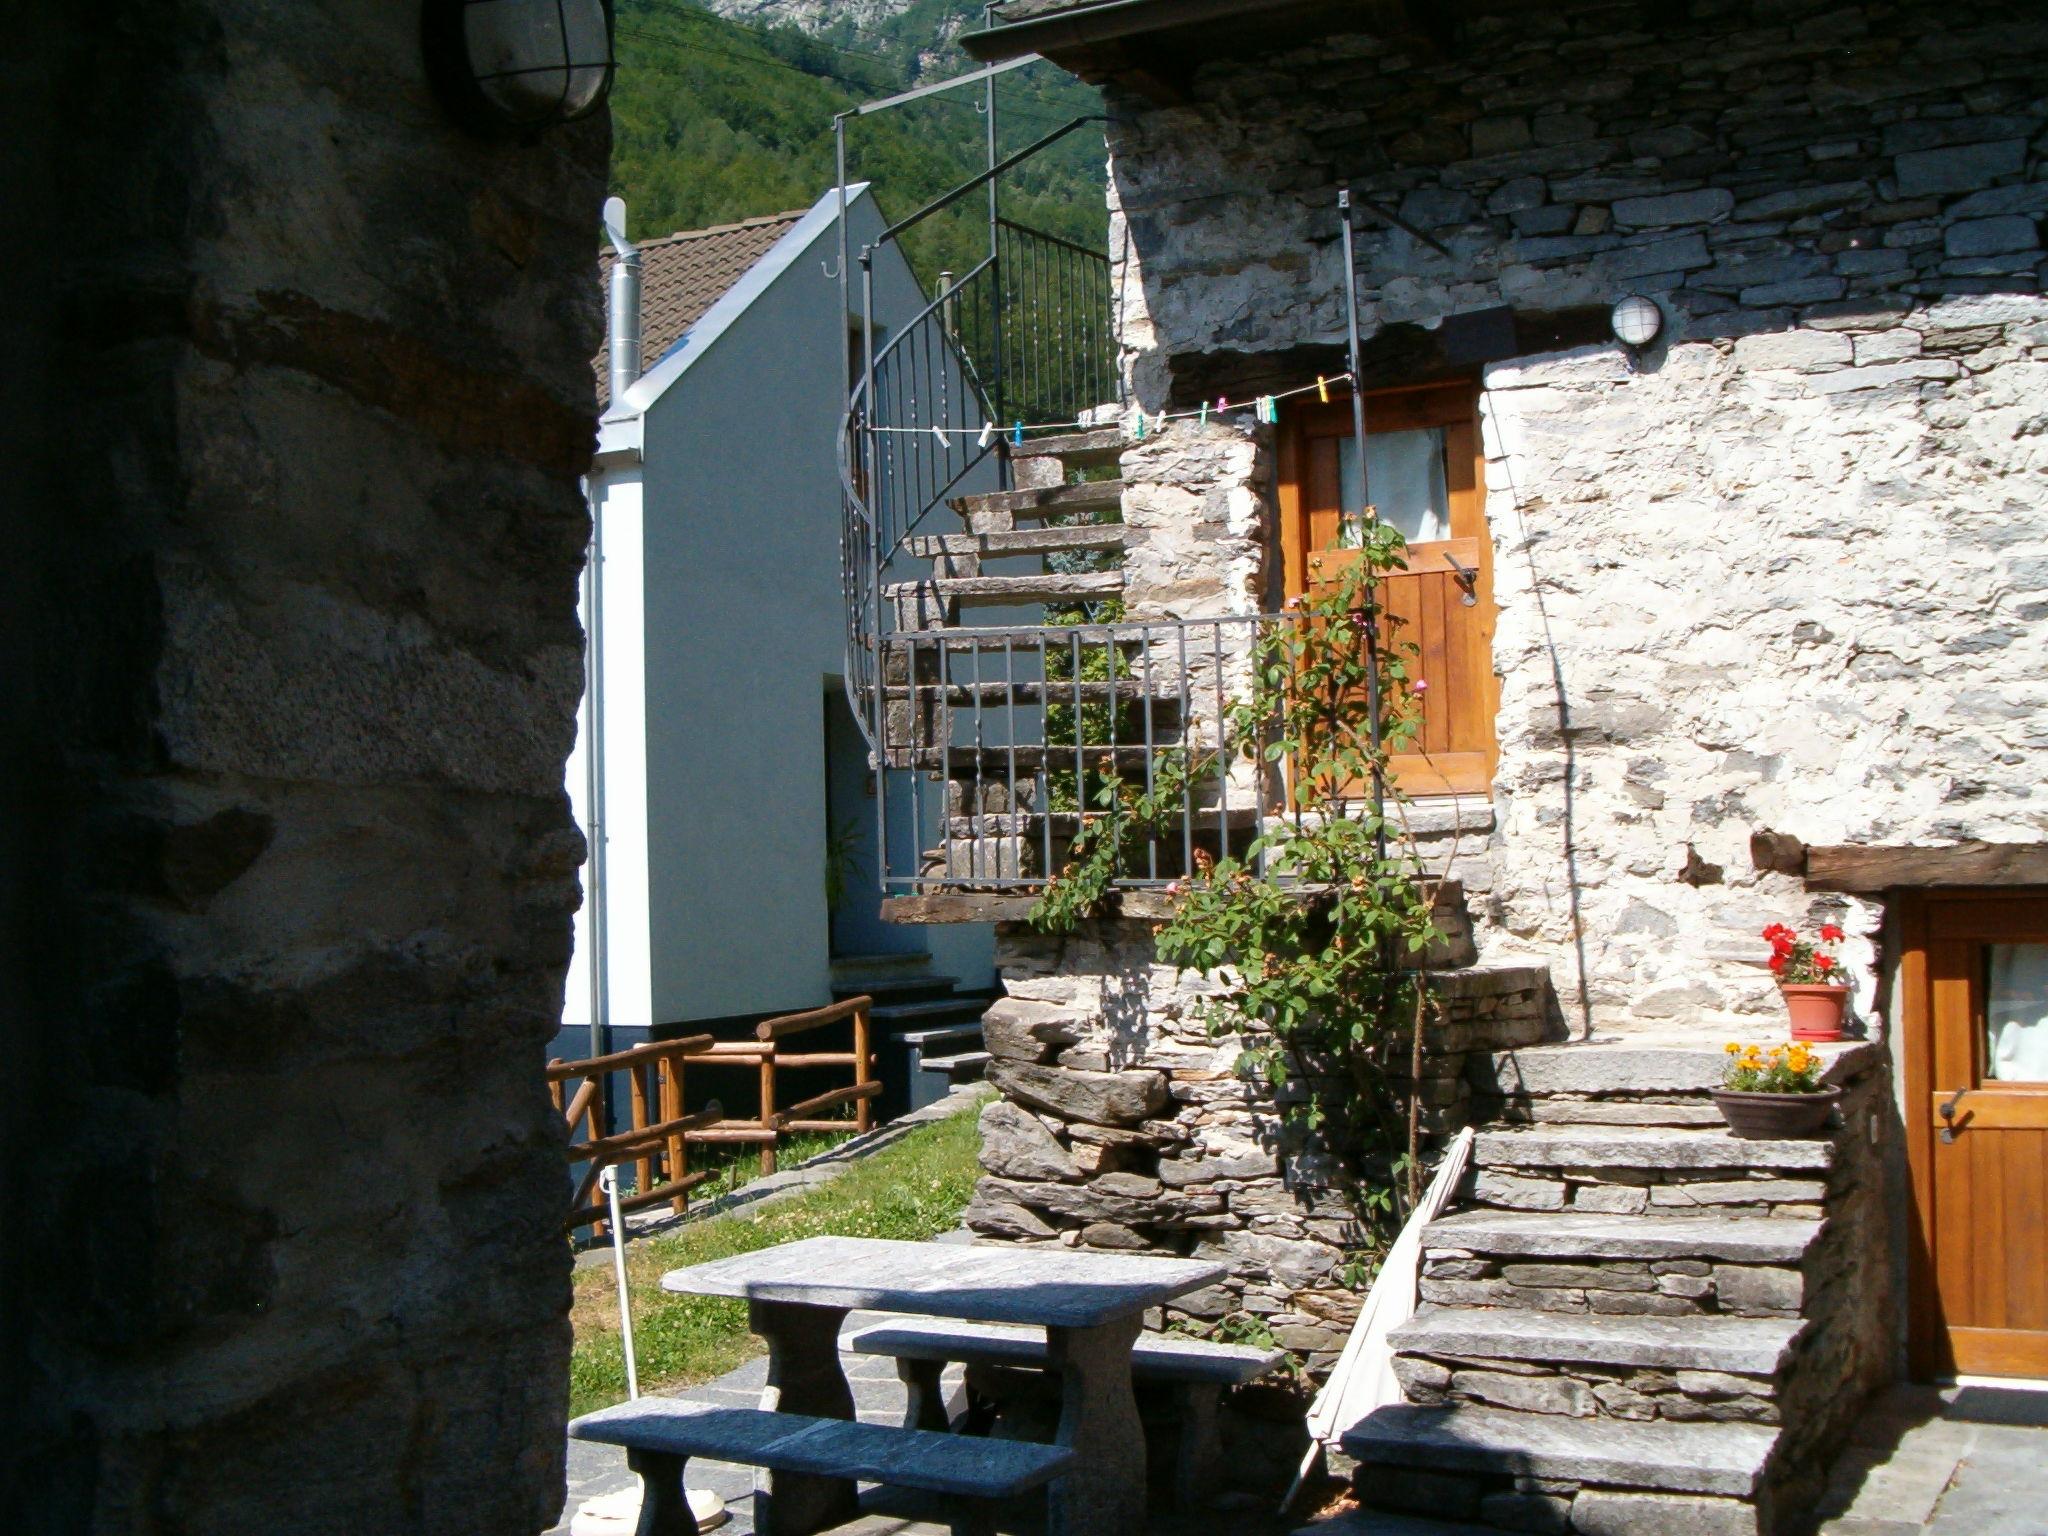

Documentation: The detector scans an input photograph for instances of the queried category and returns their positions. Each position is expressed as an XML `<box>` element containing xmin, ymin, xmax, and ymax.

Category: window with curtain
<box><xmin>1986</xmin><ymin>943</ymin><xmax>2048</xmax><ymax>1081</ymax></box>
<box><xmin>1338</xmin><ymin>427</ymin><xmax>1450</xmax><ymax>547</ymax></box>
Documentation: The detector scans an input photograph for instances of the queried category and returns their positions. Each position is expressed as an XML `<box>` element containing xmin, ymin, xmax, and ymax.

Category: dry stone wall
<box><xmin>1101</xmin><ymin>0</ymin><xmax>2048</xmax><ymax>1032</ymax></box>
<box><xmin>967</xmin><ymin>921</ymin><xmax>1557</xmax><ymax>1371</ymax></box>
<box><xmin>5</xmin><ymin>6</ymin><xmax>604</xmax><ymax>1533</ymax></box>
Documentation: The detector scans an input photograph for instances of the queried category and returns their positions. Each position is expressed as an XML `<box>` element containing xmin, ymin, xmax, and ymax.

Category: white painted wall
<box><xmin>566</xmin><ymin>188</ymin><xmax>997</xmax><ymax>1037</ymax></box>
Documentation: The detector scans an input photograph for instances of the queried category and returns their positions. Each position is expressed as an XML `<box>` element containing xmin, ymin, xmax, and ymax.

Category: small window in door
<box><xmin>1985</xmin><ymin>942</ymin><xmax>2048</xmax><ymax>1081</ymax></box>
<box><xmin>1338</xmin><ymin>428</ymin><xmax>1451</xmax><ymax>546</ymax></box>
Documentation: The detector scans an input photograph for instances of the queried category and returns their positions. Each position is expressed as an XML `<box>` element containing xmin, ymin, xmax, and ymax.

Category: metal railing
<box><xmin>837</xmin><ymin>111</ymin><xmax>1118</xmax><ymax>755</ymax></box>
<box><xmin>880</xmin><ymin>614</ymin><xmax>1311</xmax><ymax>894</ymax></box>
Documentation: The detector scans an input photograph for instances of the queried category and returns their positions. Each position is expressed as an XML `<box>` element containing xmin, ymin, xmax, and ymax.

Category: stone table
<box><xmin>661</xmin><ymin>1236</ymin><xmax>1225</xmax><ymax>1536</ymax></box>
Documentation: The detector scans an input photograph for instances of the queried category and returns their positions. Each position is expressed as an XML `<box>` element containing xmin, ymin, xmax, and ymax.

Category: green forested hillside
<box><xmin>608</xmin><ymin>0</ymin><xmax>1108</xmax><ymax>285</ymax></box>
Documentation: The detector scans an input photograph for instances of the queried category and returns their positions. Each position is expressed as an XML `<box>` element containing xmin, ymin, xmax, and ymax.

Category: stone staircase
<box><xmin>885</xmin><ymin>428</ymin><xmax>1127</xmax><ymax>634</ymax></box>
<box><xmin>1336</xmin><ymin>1036</ymin><xmax>1894</xmax><ymax>1536</ymax></box>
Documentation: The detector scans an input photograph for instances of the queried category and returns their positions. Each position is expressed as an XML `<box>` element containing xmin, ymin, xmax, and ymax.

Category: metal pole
<box><xmin>836</xmin><ymin>113</ymin><xmax>851</xmax><ymax>396</ymax></box>
<box><xmin>599</xmin><ymin>1165</ymin><xmax>640</xmax><ymax>1400</ymax></box>
<box><xmin>861</xmin><ymin>247</ymin><xmax>889</xmax><ymax>894</ymax></box>
<box><xmin>1337</xmin><ymin>184</ymin><xmax>1389</xmax><ymax>866</ymax></box>
<box><xmin>984</xmin><ymin>21</ymin><xmax>1007</xmax><ymax>484</ymax></box>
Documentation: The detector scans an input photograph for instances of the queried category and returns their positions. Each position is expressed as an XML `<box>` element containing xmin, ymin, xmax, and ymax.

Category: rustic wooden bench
<box><xmin>570</xmin><ymin>1397</ymin><xmax>1074</xmax><ymax>1536</ymax></box>
<box><xmin>844</xmin><ymin>1317</ymin><xmax>1283</xmax><ymax>1504</ymax></box>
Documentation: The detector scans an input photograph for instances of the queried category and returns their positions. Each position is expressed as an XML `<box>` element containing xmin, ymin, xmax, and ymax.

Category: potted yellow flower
<box><xmin>1712</xmin><ymin>1040</ymin><xmax>1840</xmax><ymax>1138</ymax></box>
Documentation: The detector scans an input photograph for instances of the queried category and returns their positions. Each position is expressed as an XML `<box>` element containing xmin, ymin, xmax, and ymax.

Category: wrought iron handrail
<box><xmin>836</xmin><ymin>112</ymin><xmax>1119</xmax><ymax>761</ymax></box>
<box><xmin>878</xmin><ymin>613</ymin><xmax>1310</xmax><ymax>894</ymax></box>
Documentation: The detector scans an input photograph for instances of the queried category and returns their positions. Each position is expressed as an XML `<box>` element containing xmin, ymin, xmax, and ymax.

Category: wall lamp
<box><xmin>1610</xmin><ymin>293</ymin><xmax>1665</xmax><ymax>368</ymax></box>
<box><xmin>424</xmin><ymin>0</ymin><xmax>615</xmax><ymax>139</ymax></box>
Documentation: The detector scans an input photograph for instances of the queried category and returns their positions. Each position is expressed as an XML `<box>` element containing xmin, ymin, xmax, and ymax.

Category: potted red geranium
<box><xmin>1762</xmin><ymin>922</ymin><xmax>1850</xmax><ymax>1041</ymax></box>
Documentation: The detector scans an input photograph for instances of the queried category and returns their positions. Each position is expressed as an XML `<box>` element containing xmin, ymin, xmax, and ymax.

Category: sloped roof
<box><xmin>595</xmin><ymin>208</ymin><xmax>807</xmax><ymax>410</ymax></box>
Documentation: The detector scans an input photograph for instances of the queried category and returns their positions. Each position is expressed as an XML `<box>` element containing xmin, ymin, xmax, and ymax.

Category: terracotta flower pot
<box><xmin>1779</xmin><ymin>982</ymin><xmax>1850</xmax><ymax>1041</ymax></box>
<box><xmin>1712</xmin><ymin>1085</ymin><xmax>1841</xmax><ymax>1139</ymax></box>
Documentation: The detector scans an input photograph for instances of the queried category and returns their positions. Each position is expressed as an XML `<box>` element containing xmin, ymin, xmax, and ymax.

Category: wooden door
<box><xmin>1903</xmin><ymin>890</ymin><xmax>2048</xmax><ymax>1378</ymax></box>
<box><xmin>1277</xmin><ymin>380</ymin><xmax>1496</xmax><ymax>797</ymax></box>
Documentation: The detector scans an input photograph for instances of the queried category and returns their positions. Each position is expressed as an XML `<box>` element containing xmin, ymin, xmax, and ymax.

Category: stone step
<box><xmin>1474</xmin><ymin>1126</ymin><xmax>1835</xmax><ymax>1172</ymax></box>
<box><xmin>1005</xmin><ymin>427</ymin><xmax>1125</xmax><ymax>467</ymax></box>
<box><xmin>1341</xmin><ymin>1403</ymin><xmax>1779</xmax><ymax>1498</ymax></box>
<box><xmin>1498</xmin><ymin>1099</ymin><xmax>1730</xmax><ymax>1128</ymax></box>
<box><xmin>1425</xmin><ymin>1210</ymin><xmax>1821</xmax><ymax>1267</ymax></box>
<box><xmin>903</xmin><ymin>522</ymin><xmax>1125</xmax><ymax>560</ymax></box>
<box><xmin>886</xmin><ymin>570</ymin><xmax>1125</xmax><ymax>629</ymax></box>
<box><xmin>951</xmin><ymin>476</ymin><xmax>1124</xmax><ymax>533</ymax></box>
<box><xmin>1391</xmin><ymin>1305</ymin><xmax>1806</xmax><ymax>1376</ymax></box>
<box><xmin>1473</xmin><ymin>1039</ymin><xmax>1881</xmax><ymax>1100</ymax></box>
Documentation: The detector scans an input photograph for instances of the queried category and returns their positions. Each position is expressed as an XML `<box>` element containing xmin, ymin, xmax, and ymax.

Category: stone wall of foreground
<box><xmin>2</xmin><ymin>6</ymin><xmax>604</xmax><ymax>1532</ymax></box>
<box><xmin>1100</xmin><ymin>0</ymin><xmax>2048</xmax><ymax>1031</ymax></box>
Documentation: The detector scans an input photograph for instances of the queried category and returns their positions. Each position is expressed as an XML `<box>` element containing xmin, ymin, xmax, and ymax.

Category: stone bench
<box><xmin>844</xmin><ymin>1317</ymin><xmax>1283</xmax><ymax>1504</ymax></box>
<box><xmin>571</xmin><ymin>1397</ymin><xmax>1074</xmax><ymax>1536</ymax></box>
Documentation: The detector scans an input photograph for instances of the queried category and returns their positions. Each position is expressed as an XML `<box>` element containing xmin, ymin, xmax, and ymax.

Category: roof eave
<box><xmin>961</xmin><ymin>0</ymin><xmax>1332</xmax><ymax>65</ymax></box>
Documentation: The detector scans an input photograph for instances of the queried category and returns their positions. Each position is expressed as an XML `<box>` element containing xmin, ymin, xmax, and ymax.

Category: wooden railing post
<box><xmin>660</xmin><ymin>1054</ymin><xmax>689</xmax><ymax>1215</ymax></box>
<box><xmin>629</xmin><ymin>1058</ymin><xmax>653</xmax><ymax>1202</ymax></box>
<box><xmin>758</xmin><ymin>1051</ymin><xmax>778</xmax><ymax>1177</ymax></box>
<box><xmin>853</xmin><ymin>1000</ymin><xmax>873</xmax><ymax>1135</ymax></box>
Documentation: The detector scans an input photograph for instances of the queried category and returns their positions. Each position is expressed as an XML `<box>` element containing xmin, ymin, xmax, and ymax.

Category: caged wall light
<box><xmin>1610</xmin><ymin>293</ymin><xmax>1665</xmax><ymax>351</ymax></box>
<box><xmin>423</xmin><ymin>0</ymin><xmax>615</xmax><ymax>139</ymax></box>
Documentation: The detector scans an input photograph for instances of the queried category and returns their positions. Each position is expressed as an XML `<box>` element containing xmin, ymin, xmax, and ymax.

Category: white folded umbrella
<box><xmin>1283</xmin><ymin>1127</ymin><xmax>1475</xmax><ymax>1513</ymax></box>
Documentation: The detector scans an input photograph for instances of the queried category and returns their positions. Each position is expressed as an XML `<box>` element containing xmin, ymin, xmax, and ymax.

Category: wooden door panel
<box><xmin>1282</xmin><ymin>384</ymin><xmax>1495</xmax><ymax>799</ymax></box>
<box><xmin>1908</xmin><ymin>892</ymin><xmax>2048</xmax><ymax>1378</ymax></box>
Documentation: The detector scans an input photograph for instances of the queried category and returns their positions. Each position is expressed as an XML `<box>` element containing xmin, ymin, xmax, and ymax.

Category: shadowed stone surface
<box><xmin>4</xmin><ymin>5</ymin><xmax>603</xmax><ymax>1533</ymax></box>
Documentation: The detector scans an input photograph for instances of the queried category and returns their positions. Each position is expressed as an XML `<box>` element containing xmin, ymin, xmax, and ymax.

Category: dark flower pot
<box><xmin>1712</xmin><ymin>1085</ymin><xmax>1842</xmax><ymax>1140</ymax></box>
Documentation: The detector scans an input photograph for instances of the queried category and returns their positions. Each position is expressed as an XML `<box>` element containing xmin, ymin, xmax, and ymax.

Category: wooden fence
<box><xmin>549</xmin><ymin>995</ymin><xmax>876</xmax><ymax>1235</ymax></box>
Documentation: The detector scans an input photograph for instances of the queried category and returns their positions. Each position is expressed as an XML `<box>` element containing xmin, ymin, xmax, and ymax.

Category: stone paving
<box><xmin>554</xmin><ymin>1367</ymin><xmax>2048</xmax><ymax>1536</ymax></box>
<box><xmin>1814</xmin><ymin>1382</ymin><xmax>2048</xmax><ymax>1536</ymax></box>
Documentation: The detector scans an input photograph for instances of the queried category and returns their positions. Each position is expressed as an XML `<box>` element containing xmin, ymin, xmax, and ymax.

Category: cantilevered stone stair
<box><xmin>1337</xmin><ymin>1038</ymin><xmax>1891</xmax><ymax>1536</ymax></box>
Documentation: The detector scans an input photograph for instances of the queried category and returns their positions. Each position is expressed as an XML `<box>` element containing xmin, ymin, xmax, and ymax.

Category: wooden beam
<box><xmin>1804</xmin><ymin>841</ymin><xmax>2048</xmax><ymax>893</ymax></box>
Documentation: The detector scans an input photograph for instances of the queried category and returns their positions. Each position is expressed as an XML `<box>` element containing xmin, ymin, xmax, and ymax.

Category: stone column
<box><xmin>2</xmin><ymin>6</ymin><xmax>606</xmax><ymax>1533</ymax></box>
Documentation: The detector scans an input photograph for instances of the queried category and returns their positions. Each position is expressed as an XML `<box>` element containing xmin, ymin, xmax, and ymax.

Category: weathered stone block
<box><xmin>978</xmin><ymin>1100</ymin><xmax>1082</xmax><ymax>1183</ymax></box>
<box><xmin>987</xmin><ymin>1060</ymin><xmax>1168</xmax><ymax>1126</ymax></box>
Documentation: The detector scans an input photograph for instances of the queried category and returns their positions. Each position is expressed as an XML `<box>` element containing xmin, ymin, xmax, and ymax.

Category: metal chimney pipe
<box><xmin>602</xmin><ymin>195</ymin><xmax>641</xmax><ymax>406</ymax></box>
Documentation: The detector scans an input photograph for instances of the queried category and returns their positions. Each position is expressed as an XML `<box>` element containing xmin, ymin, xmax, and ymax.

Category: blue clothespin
<box><xmin>1012</xmin><ymin>420</ymin><xmax>1024</xmax><ymax>447</ymax></box>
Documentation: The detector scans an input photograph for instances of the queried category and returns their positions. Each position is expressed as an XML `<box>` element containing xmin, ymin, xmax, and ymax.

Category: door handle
<box><xmin>1442</xmin><ymin>551</ymin><xmax>1480</xmax><ymax>607</ymax></box>
<box><xmin>1938</xmin><ymin>1086</ymin><xmax>1967</xmax><ymax>1143</ymax></box>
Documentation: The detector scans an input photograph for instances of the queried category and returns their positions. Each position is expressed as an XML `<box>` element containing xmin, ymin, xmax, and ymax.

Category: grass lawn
<box><xmin>568</xmin><ymin>1094</ymin><xmax>988</xmax><ymax>1418</ymax></box>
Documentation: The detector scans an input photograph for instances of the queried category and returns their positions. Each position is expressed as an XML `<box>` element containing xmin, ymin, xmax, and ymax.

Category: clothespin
<box><xmin>977</xmin><ymin>420</ymin><xmax>996</xmax><ymax>449</ymax></box>
<box><xmin>1198</xmin><ymin>400</ymin><xmax>1209</xmax><ymax>427</ymax></box>
<box><xmin>1258</xmin><ymin>395</ymin><xmax>1277</xmax><ymax>424</ymax></box>
<box><xmin>1131</xmin><ymin>408</ymin><xmax>1146</xmax><ymax>439</ymax></box>
<box><xmin>933</xmin><ymin>423</ymin><xmax>949</xmax><ymax>447</ymax></box>
<box><xmin>1012</xmin><ymin>420</ymin><xmax>1024</xmax><ymax>447</ymax></box>
<box><xmin>1317</xmin><ymin>375</ymin><xmax>1329</xmax><ymax>403</ymax></box>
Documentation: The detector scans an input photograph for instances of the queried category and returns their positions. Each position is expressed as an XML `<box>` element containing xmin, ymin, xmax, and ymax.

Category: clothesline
<box><xmin>861</xmin><ymin>371</ymin><xmax>1359</xmax><ymax>442</ymax></box>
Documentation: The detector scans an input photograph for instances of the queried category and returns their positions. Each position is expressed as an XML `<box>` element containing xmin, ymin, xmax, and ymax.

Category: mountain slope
<box><xmin>608</xmin><ymin>0</ymin><xmax>1107</xmax><ymax>286</ymax></box>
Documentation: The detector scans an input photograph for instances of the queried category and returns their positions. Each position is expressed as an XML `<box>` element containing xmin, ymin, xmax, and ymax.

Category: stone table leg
<box><xmin>748</xmin><ymin>1298</ymin><xmax>859</xmax><ymax>1536</ymax></box>
<box><xmin>1045</xmin><ymin>1314</ymin><xmax>1145</xmax><ymax>1536</ymax></box>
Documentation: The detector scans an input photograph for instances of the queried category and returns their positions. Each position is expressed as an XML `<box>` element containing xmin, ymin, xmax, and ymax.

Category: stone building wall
<box><xmin>4</xmin><ymin>6</ymin><xmax>604</xmax><ymax>1533</ymax></box>
<box><xmin>1102</xmin><ymin>0</ymin><xmax>2048</xmax><ymax>1031</ymax></box>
